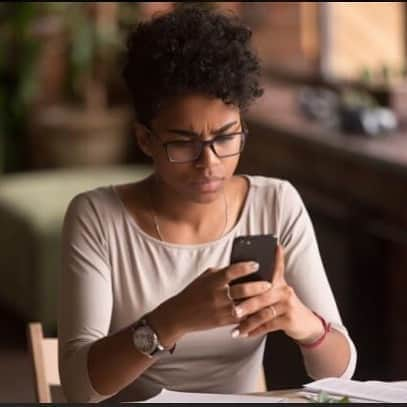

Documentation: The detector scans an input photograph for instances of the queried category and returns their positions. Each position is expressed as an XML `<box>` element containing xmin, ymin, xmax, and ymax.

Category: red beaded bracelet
<box><xmin>297</xmin><ymin>311</ymin><xmax>332</xmax><ymax>349</ymax></box>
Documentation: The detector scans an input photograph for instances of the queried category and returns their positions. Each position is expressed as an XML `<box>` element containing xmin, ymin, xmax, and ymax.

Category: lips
<box><xmin>191</xmin><ymin>177</ymin><xmax>224</xmax><ymax>193</ymax></box>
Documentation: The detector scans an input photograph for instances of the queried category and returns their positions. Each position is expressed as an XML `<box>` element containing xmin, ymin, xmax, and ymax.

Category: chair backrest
<box><xmin>27</xmin><ymin>322</ymin><xmax>60</xmax><ymax>403</ymax></box>
<box><xmin>256</xmin><ymin>366</ymin><xmax>267</xmax><ymax>393</ymax></box>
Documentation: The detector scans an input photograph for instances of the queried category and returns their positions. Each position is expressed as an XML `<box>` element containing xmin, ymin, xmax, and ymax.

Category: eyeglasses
<box><xmin>146</xmin><ymin>126</ymin><xmax>247</xmax><ymax>163</ymax></box>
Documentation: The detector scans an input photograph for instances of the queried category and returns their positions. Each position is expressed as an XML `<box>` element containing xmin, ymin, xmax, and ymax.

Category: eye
<box><xmin>168</xmin><ymin>140</ymin><xmax>196</xmax><ymax>148</ymax></box>
<box><xmin>215</xmin><ymin>134</ymin><xmax>238</xmax><ymax>143</ymax></box>
<box><xmin>163</xmin><ymin>134</ymin><xmax>195</xmax><ymax>144</ymax></box>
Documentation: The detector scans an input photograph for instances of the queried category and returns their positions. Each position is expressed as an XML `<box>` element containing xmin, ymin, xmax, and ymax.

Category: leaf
<box><xmin>307</xmin><ymin>391</ymin><xmax>351</xmax><ymax>404</ymax></box>
<box><xmin>70</xmin><ymin>14</ymin><xmax>94</xmax><ymax>74</ymax></box>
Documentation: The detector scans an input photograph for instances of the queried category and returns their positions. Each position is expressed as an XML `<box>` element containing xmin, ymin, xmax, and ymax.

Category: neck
<box><xmin>149</xmin><ymin>175</ymin><xmax>228</xmax><ymax>240</ymax></box>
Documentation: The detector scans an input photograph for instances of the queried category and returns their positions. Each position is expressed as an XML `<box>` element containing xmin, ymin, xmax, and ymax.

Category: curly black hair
<box><xmin>122</xmin><ymin>5</ymin><xmax>263</xmax><ymax>126</ymax></box>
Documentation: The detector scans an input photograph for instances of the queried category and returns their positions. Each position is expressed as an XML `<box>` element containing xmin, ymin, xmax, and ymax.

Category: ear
<box><xmin>134</xmin><ymin>122</ymin><xmax>153</xmax><ymax>158</ymax></box>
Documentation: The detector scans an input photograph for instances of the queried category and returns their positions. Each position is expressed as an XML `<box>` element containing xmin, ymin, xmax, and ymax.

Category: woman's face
<box><xmin>139</xmin><ymin>93</ymin><xmax>243</xmax><ymax>204</ymax></box>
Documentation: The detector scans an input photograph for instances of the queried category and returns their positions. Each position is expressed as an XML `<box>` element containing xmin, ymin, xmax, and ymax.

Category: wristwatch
<box><xmin>131</xmin><ymin>318</ymin><xmax>176</xmax><ymax>358</ymax></box>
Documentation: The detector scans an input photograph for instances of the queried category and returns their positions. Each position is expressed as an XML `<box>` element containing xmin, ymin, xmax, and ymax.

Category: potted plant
<box><xmin>32</xmin><ymin>3</ymin><xmax>139</xmax><ymax>167</ymax></box>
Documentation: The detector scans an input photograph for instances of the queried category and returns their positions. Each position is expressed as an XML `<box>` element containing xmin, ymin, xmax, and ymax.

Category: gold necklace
<box><xmin>150</xmin><ymin>179</ymin><xmax>229</xmax><ymax>242</ymax></box>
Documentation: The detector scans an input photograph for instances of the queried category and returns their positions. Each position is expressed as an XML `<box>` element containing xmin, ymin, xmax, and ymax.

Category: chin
<box><xmin>178</xmin><ymin>185</ymin><xmax>223</xmax><ymax>204</ymax></box>
<box><xmin>186</xmin><ymin>180</ymin><xmax>226</xmax><ymax>203</ymax></box>
<box><xmin>192</xmin><ymin>191</ymin><xmax>221</xmax><ymax>204</ymax></box>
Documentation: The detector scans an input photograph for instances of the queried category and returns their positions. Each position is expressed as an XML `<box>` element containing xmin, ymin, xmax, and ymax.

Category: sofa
<box><xmin>0</xmin><ymin>165</ymin><xmax>152</xmax><ymax>334</ymax></box>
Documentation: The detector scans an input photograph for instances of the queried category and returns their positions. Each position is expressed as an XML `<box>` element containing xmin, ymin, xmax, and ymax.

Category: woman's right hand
<box><xmin>147</xmin><ymin>261</ymin><xmax>272</xmax><ymax>347</ymax></box>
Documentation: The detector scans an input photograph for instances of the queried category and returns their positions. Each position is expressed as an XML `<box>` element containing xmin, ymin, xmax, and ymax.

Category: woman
<box><xmin>58</xmin><ymin>6</ymin><xmax>356</xmax><ymax>403</ymax></box>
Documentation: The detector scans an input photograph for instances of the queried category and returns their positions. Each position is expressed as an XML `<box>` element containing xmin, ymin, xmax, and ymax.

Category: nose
<box><xmin>194</xmin><ymin>142</ymin><xmax>220</xmax><ymax>168</ymax></box>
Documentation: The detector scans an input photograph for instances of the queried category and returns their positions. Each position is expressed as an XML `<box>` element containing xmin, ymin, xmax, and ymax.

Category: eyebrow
<box><xmin>167</xmin><ymin>121</ymin><xmax>239</xmax><ymax>138</ymax></box>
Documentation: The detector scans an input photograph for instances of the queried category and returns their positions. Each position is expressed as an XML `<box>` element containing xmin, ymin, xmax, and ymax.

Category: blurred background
<box><xmin>1</xmin><ymin>2</ymin><xmax>406</xmax><ymax>401</ymax></box>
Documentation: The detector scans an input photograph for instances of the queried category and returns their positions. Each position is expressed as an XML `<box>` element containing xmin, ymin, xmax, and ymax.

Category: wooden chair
<box><xmin>256</xmin><ymin>367</ymin><xmax>267</xmax><ymax>393</ymax></box>
<box><xmin>27</xmin><ymin>322</ymin><xmax>61</xmax><ymax>403</ymax></box>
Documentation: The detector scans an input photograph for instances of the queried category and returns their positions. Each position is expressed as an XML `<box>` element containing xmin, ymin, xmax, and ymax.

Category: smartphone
<box><xmin>229</xmin><ymin>234</ymin><xmax>277</xmax><ymax>286</ymax></box>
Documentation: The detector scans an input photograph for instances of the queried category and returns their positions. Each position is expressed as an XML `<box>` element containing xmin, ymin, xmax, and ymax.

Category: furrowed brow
<box><xmin>167</xmin><ymin>121</ymin><xmax>239</xmax><ymax>138</ymax></box>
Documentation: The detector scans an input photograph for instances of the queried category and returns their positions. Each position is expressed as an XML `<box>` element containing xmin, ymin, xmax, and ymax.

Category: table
<box><xmin>254</xmin><ymin>388</ymin><xmax>307</xmax><ymax>403</ymax></box>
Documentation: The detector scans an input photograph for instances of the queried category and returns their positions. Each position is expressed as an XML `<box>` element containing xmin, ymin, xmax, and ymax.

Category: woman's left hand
<box><xmin>231</xmin><ymin>245</ymin><xmax>324</xmax><ymax>343</ymax></box>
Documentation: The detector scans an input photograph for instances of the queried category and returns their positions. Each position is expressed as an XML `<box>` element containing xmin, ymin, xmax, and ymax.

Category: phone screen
<box><xmin>229</xmin><ymin>234</ymin><xmax>277</xmax><ymax>286</ymax></box>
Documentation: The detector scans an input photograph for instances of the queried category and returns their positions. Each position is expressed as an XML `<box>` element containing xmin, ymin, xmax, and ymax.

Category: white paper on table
<box><xmin>366</xmin><ymin>380</ymin><xmax>407</xmax><ymax>390</ymax></box>
<box><xmin>135</xmin><ymin>388</ymin><xmax>285</xmax><ymax>403</ymax></box>
<box><xmin>304</xmin><ymin>377</ymin><xmax>407</xmax><ymax>403</ymax></box>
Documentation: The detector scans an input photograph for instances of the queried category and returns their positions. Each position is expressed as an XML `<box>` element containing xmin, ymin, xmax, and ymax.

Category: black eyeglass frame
<box><xmin>145</xmin><ymin>123</ymin><xmax>248</xmax><ymax>164</ymax></box>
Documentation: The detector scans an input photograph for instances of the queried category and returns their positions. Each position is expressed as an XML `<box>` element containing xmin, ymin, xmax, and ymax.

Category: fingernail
<box><xmin>263</xmin><ymin>282</ymin><xmax>272</xmax><ymax>290</ymax></box>
<box><xmin>250</xmin><ymin>262</ymin><xmax>259</xmax><ymax>271</ymax></box>
<box><xmin>235</xmin><ymin>306</ymin><xmax>245</xmax><ymax>318</ymax></box>
<box><xmin>231</xmin><ymin>328</ymin><xmax>240</xmax><ymax>338</ymax></box>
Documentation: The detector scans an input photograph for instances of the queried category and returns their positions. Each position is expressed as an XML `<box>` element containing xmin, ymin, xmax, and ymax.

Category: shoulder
<box><xmin>65</xmin><ymin>186</ymin><xmax>115</xmax><ymax>217</ymax></box>
<box><xmin>63</xmin><ymin>185</ymin><xmax>125</xmax><ymax>237</ymax></box>
<box><xmin>245</xmin><ymin>175</ymin><xmax>301</xmax><ymax>203</ymax></box>
<box><xmin>244</xmin><ymin>175</ymin><xmax>307</xmax><ymax>226</ymax></box>
<box><xmin>63</xmin><ymin>185</ymin><xmax>129</xmax><ymax>248</ymax></box>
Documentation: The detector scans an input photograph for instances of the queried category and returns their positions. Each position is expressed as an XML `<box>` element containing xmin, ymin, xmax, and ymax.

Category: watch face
<box><xmin>133</xmin><ymin>325</ymin><xmax>157</xmax><ymax>354</ymax></box>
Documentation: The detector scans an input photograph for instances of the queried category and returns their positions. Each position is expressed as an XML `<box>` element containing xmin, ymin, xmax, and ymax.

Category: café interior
<box><xmin>0</xmin><ymin>2</ymin><xmax>406</xmax><ymax>402</ymax></box>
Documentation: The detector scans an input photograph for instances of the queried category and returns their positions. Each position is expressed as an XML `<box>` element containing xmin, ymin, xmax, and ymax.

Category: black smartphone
<box><xmin>229</xmin><ymin>234</ymin><xmax>277</xmax><ymax>286</ymax></box>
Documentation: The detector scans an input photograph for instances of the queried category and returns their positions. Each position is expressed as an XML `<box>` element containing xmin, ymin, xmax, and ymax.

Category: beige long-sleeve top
<box><xmin>58</xmin><ymin>175</ymin><xmax>357</xmax><ymax>402</ymax></box>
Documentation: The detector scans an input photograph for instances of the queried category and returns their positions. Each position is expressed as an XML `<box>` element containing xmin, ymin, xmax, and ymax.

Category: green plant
<box><xmin>47</xmin><ymin>2</ymin><xmax>139</xmax><ymax>110</ymax></box>
<box><xmin>306</xmin><ymin>391</ymin><xmax>350</xmax><ymax>404</ymax></box>
<box><xmin>360</xmin><ymin>67</ymin><xmax>372</xmax><ymax>85</ymax></box>
<box><xmin>0</xmin><ymin>3</ymin><xmax>44</xmax><ymax>172</ymax></box>
<box><xmin>340</xmin><ymin>87</ymin><xmax>377</xmax><ymax>109</ymax></box>
<box><xmin>360</xmin><ymin>64</ymin><xmax>405</xmax><ymax>88</ymax></box>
